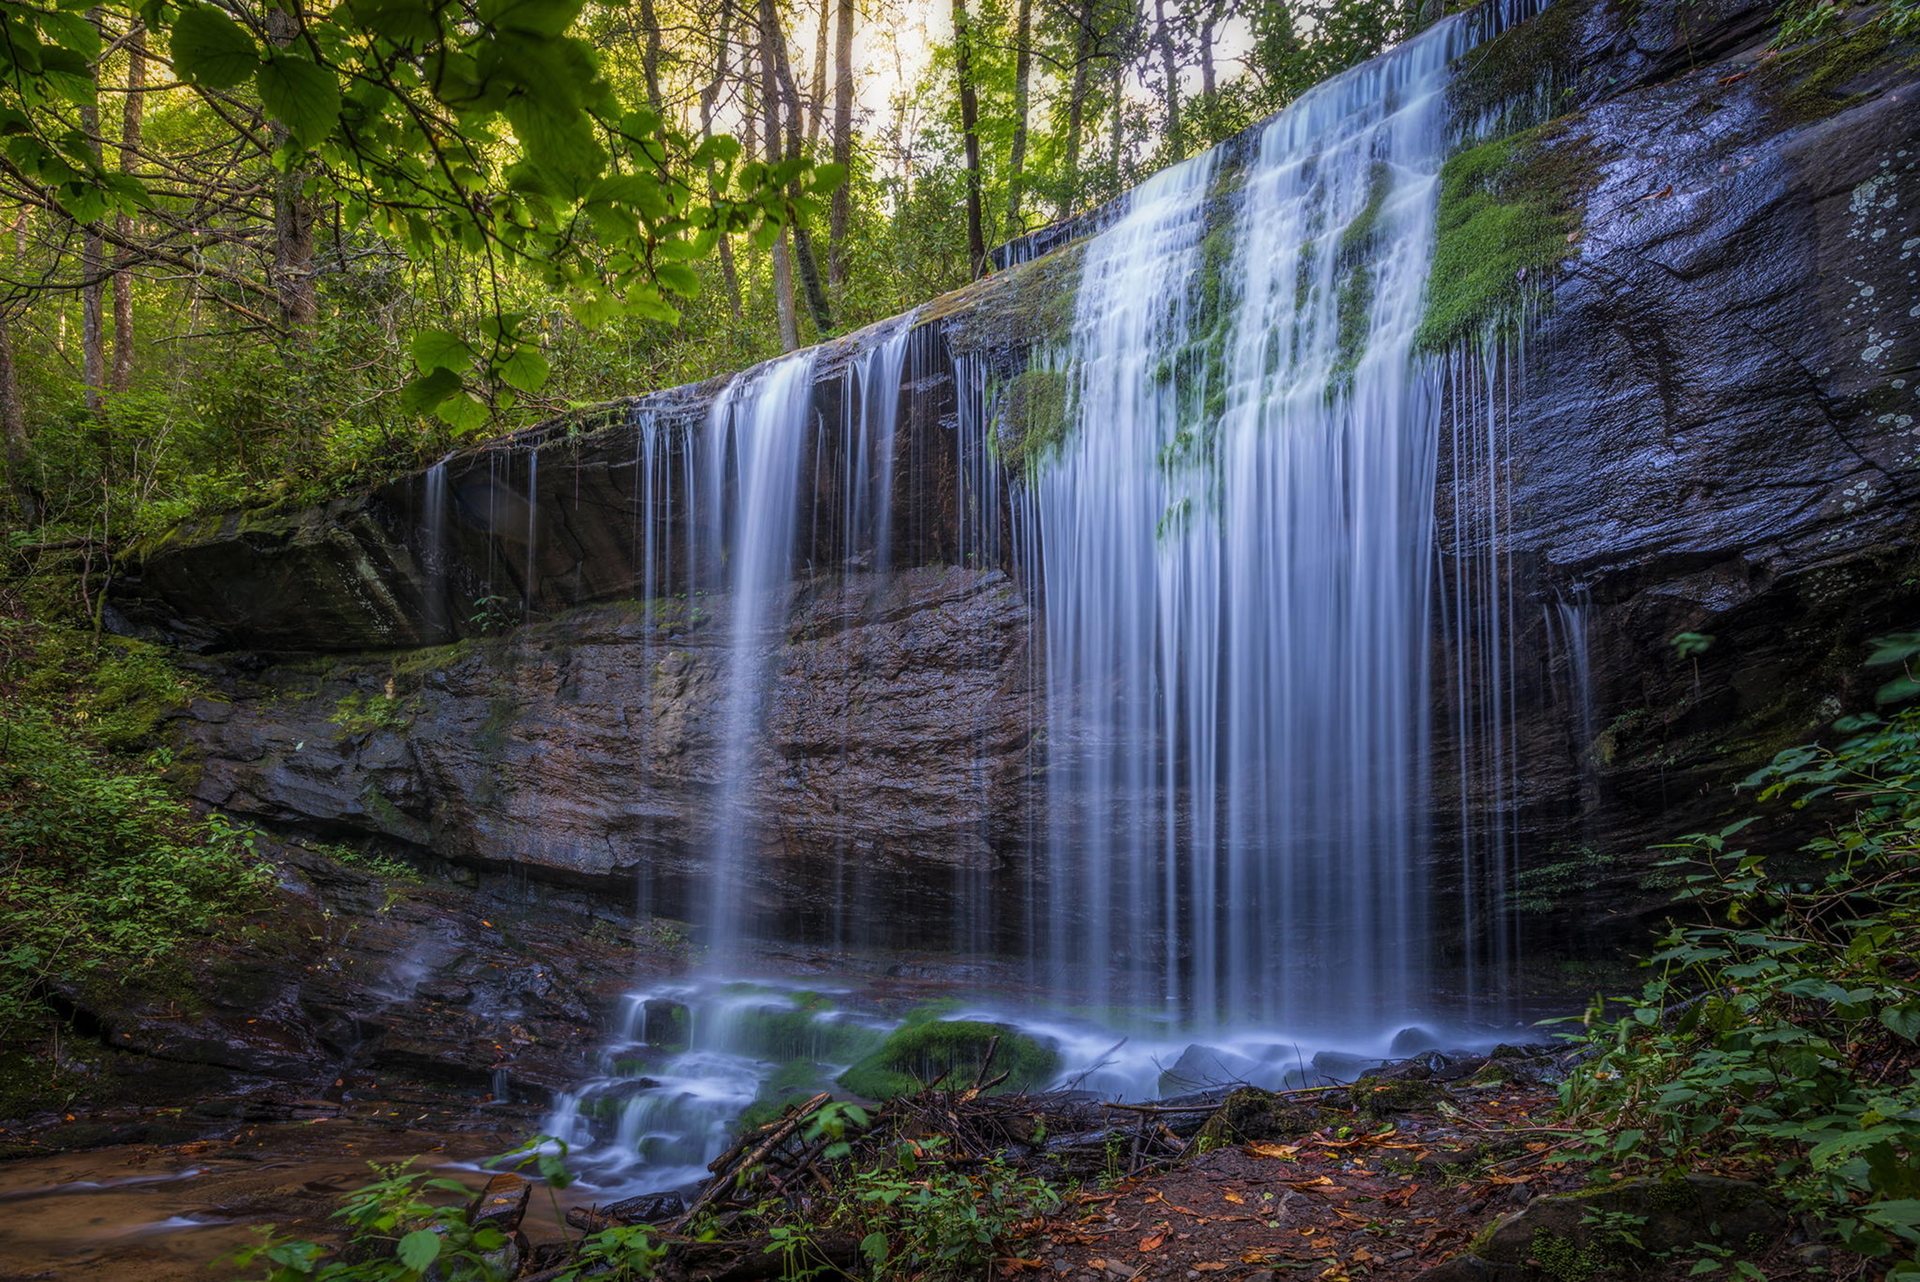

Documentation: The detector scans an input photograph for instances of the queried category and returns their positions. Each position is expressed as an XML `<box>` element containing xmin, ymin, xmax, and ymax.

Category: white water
<box><xmin>1024</xmin><ymin>7</ymin><xmax>1541</xmax><ymax>1033</ymax></box>
<box><xmin>527</xmin><ymin>0</ymin><xmax>1556</xmax><ymax>1190</ymax></box>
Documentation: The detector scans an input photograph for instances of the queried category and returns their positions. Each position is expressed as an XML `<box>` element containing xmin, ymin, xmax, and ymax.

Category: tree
<box><xmin>952</xmin><ymin>0</ymin><xmax>986</xmax><ymax>273</ymax></box>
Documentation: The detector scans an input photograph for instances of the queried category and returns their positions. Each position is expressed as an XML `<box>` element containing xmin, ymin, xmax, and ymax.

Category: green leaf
<box><xmin>434</xmin><ymin>392</ymin><xmax>490</xmax><ymax>435</ymax></box>
<box><xmin>170</xmin><ymin>5</ymin><xmax>261</xmax><ymax>89</ymax></box>
<box><xmin>860</xmin><ymin>1231</ymin><xmax>889</xmax><ymax>1265</ymax></box>
<box><xmin>345</xmin><ymin>0</ymin><xmax>443</xmax><ymax>45</ymax></box>
<box><xmin>410</xmin><ymin>329</ymin><xmax>471</xmax><ymax>374</ymax></box>
<box><xmin>495</xmin><ymin>345</ymin><xmax>550</xmax><ymax>393</ymax></box>
<box><xmin>655</xmin><ymin>263</ymin><xmax>701</xmax><ymax>297</ymax></box>
<box><xmin>399</xmin><ymin>367</ymin><xmax>462</xmax><ymax>413</ymax></box>
<box><xmin>1880</xmin><ymin>1004</ymin><xmax>1920</xmax><ymax>1042</ymax></box>
<box><xmin>396</xmin><ymin>1228</ymin><xmax>441</xmax><ymax>1271</ymax></box>
<box><xmin>256</xmin><ymin>55</ymin><xmax>342</xmax><ymax>148</ymax></box>
<box><xmin>36</xmin><ymin>10</ymin><xmax>102</xmax><ymax>59</ymax></box>
<box><xmin>810</xmin><ymin>161</ymin><xmax>848</xmax><ymax>190</ymax></box>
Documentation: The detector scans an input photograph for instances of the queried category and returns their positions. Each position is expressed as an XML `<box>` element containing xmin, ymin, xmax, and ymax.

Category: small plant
<box><xmin>844</xmin><ymin>1135</ymin><xmax>1060</xmax><ymax>1280</ymax></box>
<box><xmin>1557</xmin><ymin>643</ymin><xmax>1920</xmax><ymax>1277</ymax></box>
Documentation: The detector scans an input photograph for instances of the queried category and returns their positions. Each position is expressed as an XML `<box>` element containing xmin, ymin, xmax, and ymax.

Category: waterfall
<box><xmin>1025</xmin><ymin>2</ymin><xmax>1536</xmax><ymax>1033</ymax></box>
<box><xmin>421</xmin><ymin>460</ymin><xmax>449</xmax><ymax>637</ymax></box>
<box><xmin>699</xmin><ymin>352</ymin><xmax>818</xmax><ymax>959</ymax></box>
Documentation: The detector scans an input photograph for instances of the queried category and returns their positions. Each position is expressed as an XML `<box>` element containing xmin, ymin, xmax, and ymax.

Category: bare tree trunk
<box><xmin>1154</xmin><ymin>0</ymin><xmax>1183</xmax><ymax>160</ymax></box>
<box><xmin>111</xmin><ymin>26</ymin><xmax>145</xmax><ymax>394</ymax></box>
<box><xmin>953</xmin><ymin>0</ymin><xmax>986</xmax><ymax>274</ymax></box>
<box><xmin>806</xmin><ymin>0</ymin><xmax>829</xmax><ymax>142</ymax></box>
<box><xmin>1060</xmin><ymin>0</ymin><xmax>1095</xmax><ymax>220</ymax></box>
<box><xmin>1200</xmin><ymin>0</ymin><xmax>1219</xmax><ymax>99</ymax></box>
<box><xmin>638</xmin><ymin>0</ymin><xmax>665</xmax><ymax>111</ymax></box>
<box><xmin>759</xmin><ymin>9</ymin><xmax>800</xmax><ymax>350</ymax></box>
<box><xmin>701</xmin><ymin>0</ymin><xmax>744</xmax><ymax>317</ymax></box>
<box><xmin>0</xmin><ymin>310</ymin><xmax>31</xmax><ymax>523</ymax></box>
<box><xmin>1004</xmin><ymin>0</ymin><xmax>1034</xmax><ymax>234</ymax></box>
<box><xmin>827</xmin><ymin>0</ymin><xmax>854</xmax><ymax>288</ymax></box>
<box><xmin>78</xmin><ymin>96</ymin><xmax>106</xmax><ymax>424</ymax></box>
<box><xmin>268</xmin><ymin>4</ymin><xmax>317</xmax><ymax>330</ymax></box>
<box><xmin>763</xmin><ymin>0</ymin><xmax>832</xmax><ymax>334</ymax></box>
<box><xmin>1108</xmin><ymin>52</ymin><xmax>1125</xmax><ymax>187</ymax></box>
<box><xmin>0</xmin><ymin>206</ymin><xmax>33</xmax><ymax>521</ymax></box>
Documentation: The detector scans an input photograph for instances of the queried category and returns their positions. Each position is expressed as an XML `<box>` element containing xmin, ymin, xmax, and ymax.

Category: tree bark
<box><xmin>1060</xmin><ymin>0</ymin><xmax>1095</xmax><ymax>220</ymax></box>
<box><xmin>78</xmin><ymin>94</ymin><xmax>106</xmax><ymax>423</ymax></box>
<box><xmin>1154</xmin><ymin>0</ymin><xmax>1183</xmax><ymax>160</ymax></box>
<box><xmin>267</xmin><ymin>4</ymin><xmax>317</xmax><ymax>330</ymax></box>
<box><xmin>638</xmin><ymin>0</ymin><xmax>665</xmax><ymax>112</ymax></box>
<box><xmin>111</xmin><ymin>26</ymin><xmax>145</xmax><ymax>394</ymax></box>
<box><xmin>0</xmin><ymin>210</ymin><xmax>34</xmax><ymax>522</ymax></box>
<box><xmin>758</xmin><ymin>6</ymin><xmax>800</xmax><ymax>350</ymax></box>
<box><xmin>763</xmin><ymin>0</ymin><xmax>832</xmax><ymax>334</ymax></box>
<box><xmin>827</xmin><ymin>0</ymin><xmax>854</xmax><ymax>288</ymax></box>
<box><xmin>806</xmin><ymin>0</ymin><xmax>829</xmax><ymax>142</ymax></box>
<box><xmin>953</xmin><ymin>0</ymin><xmax>986</xmax><ymax>274</ymax></box>
<box><xmin>1004</xmin><ymin>0</ymin><xmax>1034</xmax><ymax>234</ymax></box>
<box><xmin>701</xmin><ymin>0</ymin><xmax>744</xmax><ymax>317</ymax></box>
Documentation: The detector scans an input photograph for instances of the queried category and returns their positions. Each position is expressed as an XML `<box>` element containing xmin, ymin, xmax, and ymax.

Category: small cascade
<box><xmin>421</xmin><ymin>460</ymin><xmax>449</xmax><ymax>637</ymax></box>
<box><xmin>541</xmin><ymin>981</ymin><xmax>892</xmax><ymax>1193</ymax></box>
<box><xmin>1437</xmin><ymin>336</ymin><xmax>1526</xmax><ymax>1016</ymax></box>
<box><xmin>698</xmin><ymin>353</ymin><xmax>819</xmax><ymax>960</ymax></box>
<box><xmin>523</xmin><ymin>448</ymin><xmax>539</xmax><ymax>620</ymax></box>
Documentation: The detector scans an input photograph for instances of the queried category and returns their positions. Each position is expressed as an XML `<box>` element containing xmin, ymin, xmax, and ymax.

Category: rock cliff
<box><xmin>112</xmin><ymin>0</ymin><xmax>1920</xmax><ymax>973</ymax></box>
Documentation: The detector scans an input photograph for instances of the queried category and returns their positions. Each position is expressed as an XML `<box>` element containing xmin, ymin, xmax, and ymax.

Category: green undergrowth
<box><xmin>1764</xmin><ymin>16</ymin><xmax>1916</xmax><ymax>124</ymax></box>
<box><xmin>1557</xmin><ymin>633</ymin><xmax>1920</xmax><ymax>1277</ymax></box>
<box><xmin>836</xmin><ymin>1011</ymin><xmax>1059</xmax><ymax>1102</ymax></box>
<box><xmin>0</xmin><ymin>617</ymin><xmax>270</xmax><ymax>1061</ymax></box>
<box><xmin>1417</xmin><ymin>122</ymin><xmax>1602</xmax><ymax>354</ymax></box>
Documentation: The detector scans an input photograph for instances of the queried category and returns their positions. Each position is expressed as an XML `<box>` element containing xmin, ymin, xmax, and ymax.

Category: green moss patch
<box><xmin>997</xmin><ymin>365</ymin><xmax>1076</xmax><ymax>477</ymax></box>
<box><xmin>1765</xmin><ymin>22</ymin><xmax>1908</xmax><ymax>124</ymax></box>
<box><xmin>836</xmin><ymin>1017</ymin><xmax>1059</xmax><ymax>1102</ymax></box>
<box><xmin>1446</xmin><ymin>0</ymin><xmax>1595</xmax><ymax>129</ymax></box>
<box><xmin>1416</xmin><ymin>123</ymin><xmax>1602</xmax><ymax>354</ymax></box>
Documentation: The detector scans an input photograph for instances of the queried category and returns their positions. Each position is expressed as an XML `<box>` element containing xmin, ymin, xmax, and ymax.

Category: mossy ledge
<box><xmin>1415</xmin><ymin>121</ymin><xmax>1603</xmax><ymax>354</ymax></box>
<box><xmin>836</xmin><ymin>1016</ymin><xmax>1059</xmax><ymax>1101</ymax></box>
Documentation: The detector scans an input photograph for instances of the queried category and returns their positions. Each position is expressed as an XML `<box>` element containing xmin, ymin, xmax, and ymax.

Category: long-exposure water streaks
<box><xmin>1024</xmin><ymin>0</ymin><xmax>1544</xmax><ymax>1033</ymax></box>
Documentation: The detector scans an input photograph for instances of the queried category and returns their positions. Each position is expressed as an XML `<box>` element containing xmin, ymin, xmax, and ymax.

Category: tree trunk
<box><xmin>78</xmin><ymin>94</ymin><xmax>106</xmax><ymax>423</ymax></box>
<box><xmin>111</xmin><ymin>26</ymin><xmax>145</xmax><ymax>394</ymax></box>
<box><xmin>827</xmin><ymin>0</ymin><xmax>854</xmax><ymax>288</ymax></box>
<box><xmin>1108</xmin><ymin>53</ymin><xmax>1125</xmax><ymax>188</ymax></box>
<box><xmin>806</xmin><ymin>0</ymin><xmax>829</xmax><ymax>142</ymax></box>
<box><xmin>1200</xmin><ymin>0</ymin><xmax>1219</xmax><ymax>100</ymax></box>
<box><xmin>1004</xmin><ymin>0</ymin><xmax>1034</xmax><ymax>234</ymax></box>
<box><xmin>1061</xmin><ymin>0</ymin><xmax>1095</xmax><ymax>220</ymax></box>
<box><xmin>701</xmin><ymin>0</ymin><xmax>744</xmax><ymax>317</ymax></box>
<box><xmin>1154</xmin><ymin>0</ymin><xmax>1183</xmax><ymax>160</ymax></box>
<box><xmin>763</xmin><ymin>0</ymin><xmax>832</xmax><ymax>334</ymax></box>
<box><xmin>0</xmin><ymin>308</ymin><xmax>31</xmax><ymax>523</ymax></box>
<box><xmin>638</xmin><ymin>0</ymin><xmax>665</xmax><ymax>112</ymax></box>
<box><xmin>267</xmin><ymin>5</ymin><xmax>317</xmax><ymax>330</ymax></box>
<box><xmin>953</xmin><ymin>0</ymin><xmax>986</xmax><ymax>274</ymax></box>
<box><xmin>759</xmin><ymin>8</ymin><xmax>801</xmax><ymax>350</ymax></box>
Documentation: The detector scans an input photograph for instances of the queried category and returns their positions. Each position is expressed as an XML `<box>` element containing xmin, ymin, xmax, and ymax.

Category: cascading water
<box><xmin>699</xmin><ymin>353</ymin><xmax>819</xmax><ymax>957</ymax></box>
<box><xmin>528</xmin><ymin>0</ymin><xmax>1560</xmax><ymax>1192</ymax></box>
<box><xmin>1026</xmin><ymin>0</ymin><xmax>1539</xmax><ymax>1033</ymax></box>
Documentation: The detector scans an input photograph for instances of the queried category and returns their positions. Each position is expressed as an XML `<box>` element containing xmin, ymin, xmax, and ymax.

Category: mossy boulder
<box><xmin>1349</xmin><ymin>1075</ymin><xmax>1447</xmax><ymax>1115</ymax></box>
<box><xmin>1468</xmin><ymin>1176</ymin><xmax>1785</xmax><ymax>1278</ymax></box>
<box><xmin>1192</xmin><ymin>1087</ymin><xmax>1334</xmax><ymax>1148</ymax></box>
<box><xmin>835</xmin><ymin>1016</ymin><xmax>1058</xmax><ymax>1102</ymax></box>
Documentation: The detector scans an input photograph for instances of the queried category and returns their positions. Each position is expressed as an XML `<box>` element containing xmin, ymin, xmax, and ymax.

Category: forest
<box><xmin>0</xmin><ymin>0</ymin><xmax>1917</xmax><ymax>1277</ymax></box>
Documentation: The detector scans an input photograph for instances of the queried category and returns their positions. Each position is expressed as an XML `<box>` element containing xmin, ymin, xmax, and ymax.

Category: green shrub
<box><xmin>0</xmin><ymin>706</ymin><xmax>269</xmax><ymax>1033</ymax></box>
<box><xmin>1558</xmin><ymin>638</ymin><xmax>1920</xmax><ymax>1276</ymax></box>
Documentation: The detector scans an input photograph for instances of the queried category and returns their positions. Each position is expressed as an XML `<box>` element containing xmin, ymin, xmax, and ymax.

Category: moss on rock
<box><xmin>1349</xmin><ymin>1074</ymin><xmax>1447</xmax><ymax>1115</ymax></box>
<box><xmin>1192</xmin><ymin>1086</ymin><xmax>1334</xmax><ymax>1148</ymax></box>
<box><xmin>1416</xmin><ymin>123</ymin><xmax>1602</xmax><ymax>354</ymax></box>
<box><xmin>836</xmin><ymin>1015</ymin><xmax>1058</xmax><ymax>1102</ymax></box>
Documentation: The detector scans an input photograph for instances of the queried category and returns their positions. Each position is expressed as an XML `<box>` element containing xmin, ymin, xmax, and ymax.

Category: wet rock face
<box><xmin>180</xmin><ymin>567</ymin><xmax>1035</xmax><ymax>946</ymax></box>
<box><xmin>117</xmin><ymin>0</ymin><xmax>1920</xmax><ymax>964</ymax></box>
<box><xmin>1430</xmin><ymin>2</ymin><xmax>1920</xmax><ymax>956</ymax></box>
